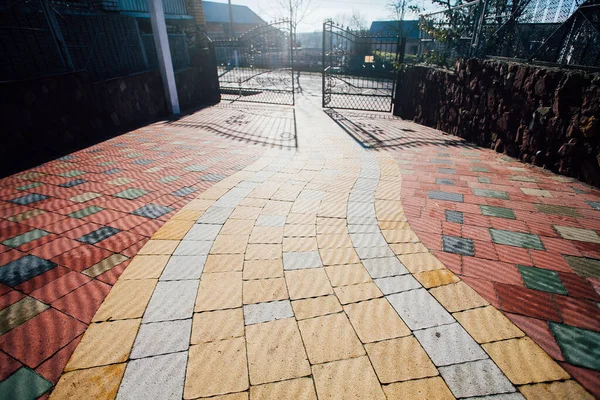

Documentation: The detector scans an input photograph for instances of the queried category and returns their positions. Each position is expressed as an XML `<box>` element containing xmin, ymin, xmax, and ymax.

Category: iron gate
<box><xmin>322</xmin><ymin>20</ymin><xmax>401</xmax><ymax>112</ymax></box>
<box><xmin>213</xmin><ymin>21</ymin><xmax>294</xmax><ymax>105</ymax></box>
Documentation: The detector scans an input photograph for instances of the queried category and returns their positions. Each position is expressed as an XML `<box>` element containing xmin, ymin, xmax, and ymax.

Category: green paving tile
<box><xmin>82</xmin><ymin>254</ymin><xmax>129</xmax><ymax>278</ymax></box>
<box><xmin>510</xmin><ymin>175</ymin><xmax>538</xmax><ymax>182</ymax></box>
<box><xmin>16</xmin><ymin>182</ymin><xmax>42</xmax><ymax>191</ymax></box>
<box><xmin>2</xmin><ymin>229</ymin><xmax>49</xmax><ymax>248</ymax></box>
<box><xmin>518</xmin><ymin>265</ymin><xmax>567</xmax><ymax>295</ymax></box>
<box><xmin>472</xmin><ymin>188</ymin><xmax>509</xmax><ymax>199</ymax></box>
<box><xmin>58</xmin><ymin>170</ymin><xmax>86</xmax><ymax>178</ymax></box>
<box><xmin>535</xmin><ymin>204</ymin><xmax>581</xmax><ymax>218</ymax></box>
<box><xmin>480</xmin><ymin>205</ymin><xmax>516</xmax><ymax>220</ymax></box>
<box><xmin>158</xmin><ymin>175</ymin><xmax>180</xmax><ymax>183</ymax></box>
<box><xmin>115</xmin><ymin>188</ymin><xmax>149</xmax><ymax>200</ymax></box>
<box><xmin>550</xmin><ymin>323</ymin><xmax>600</xmax><ymax>371</ymax></box>
<box><xmin>478</xmin><ymin>177</ymin><xmax>491</xmax><ymax>184</ymax></box>
<box><xmin>0</xmin><ymin>297</ymin><xmax>49</xmax><ymax>335</ymax></box>
<box><xmin>0</xmin><ymin>367</ymin><xmax>53</xmax><ymax>400</ymax></box>
<box><xmin>490</xmin><ymin>229</ymin><xmax>545</xmax><ymax>250</ymax></box>
<box><xmin>68</xmin><ymin>206</ymin><xmax>104</xmax><ymax>219</ymax></box>
<box><xmin>563</xmin><ymin>256</ymin><xmax>600</xmax><ymax>279</ymax></box>
<box><xmin>125</xmin><ymin>152</ymin><xmax>143</xmax><ymax>158</ymax></box>
<box><xmin>472</xmin><ymin>166</ymin><xmax>489</xmax><ymax>172</ymax></box>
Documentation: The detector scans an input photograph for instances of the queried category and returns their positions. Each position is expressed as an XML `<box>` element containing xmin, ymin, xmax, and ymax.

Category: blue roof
<box><xmin>369</xmin><ymin>20</ymin><xmax>420</xmax><ymax>39</ymax></box>
<box><xmin>203</xmin><ymin>1</ymin><xmax>265</xmax><ymax>24</ymax></box>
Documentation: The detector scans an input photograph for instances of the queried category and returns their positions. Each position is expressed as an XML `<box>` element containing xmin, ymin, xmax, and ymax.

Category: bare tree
<box><xmin>335</xmin><ymin>9</ymin><xmax>368</xmax><ymax>32</ymax></box>
<box><xmin>388</xmin><ymin>0</ymin><xmax>421</xmax><ymax>38</ymax></box>
<box><xmin>264</xmin><ymin>0</ymin><xmax>313</xmax><ymax>45</ymax></box>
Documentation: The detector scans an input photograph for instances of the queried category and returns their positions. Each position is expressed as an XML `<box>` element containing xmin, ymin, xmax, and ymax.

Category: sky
<box><xmin>207</xmin><ymin>0</ymin><xmax>433</xmax><ymax>32</ymax></box>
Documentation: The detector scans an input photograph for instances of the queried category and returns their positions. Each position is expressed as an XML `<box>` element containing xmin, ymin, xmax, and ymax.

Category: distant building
<box><xmin>203</xmin><ymin>1</ymin><xmax>265</xmax><ymax>39</ymax></box>
<box><xmin>369</xmin><ymin>20</ymin><xmax>420</xmax><ymax>54</ymax></box>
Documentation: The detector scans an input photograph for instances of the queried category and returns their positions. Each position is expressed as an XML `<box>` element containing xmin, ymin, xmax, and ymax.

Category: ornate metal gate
<box><xmin>322</xmin><ymin>20</ymin><xmax>401</xmax><ymax>112</ymax></box>
<box><xmin>213</xmin><ymin>21</ymin><xmax>294</xmax><ymax>105</ymax></box>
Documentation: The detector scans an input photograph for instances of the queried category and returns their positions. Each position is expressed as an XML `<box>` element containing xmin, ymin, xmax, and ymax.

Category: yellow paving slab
<box><xmin>191</xmin><ymin>308</ymin><xmax>244</xmax><ymax>344</ymax></box>
<box><xmin>286</xmin><ymin>213</ymin><xmax>317</xmax><ymax>225</ymax></box>
<box><xmin>415</xmin><ymin>269</ymin><xmax>460</xmax><ymax>288</ymax></box>
<box><xmin>195</xmin><ymin>272</ymin><xmax>242</xmax><ymax>312</ymax></box>
<box><xmin>399</xmin><ymin>252</ymin><xmax>446</xmax><ymax>274</ymax></box>
<box><xmin>453</xmin><ymin>306</ymin><xmax>524</xmax><ymax>343</ymax></box>
<box><xmin>379</xmin><ymin>220</ymin><xmax>411</xmax><ymax>230</ymax></box>
<box><xmin>483</xmin><ymin>337</ymin><xmax>570</xmax><ymax>384</ymax></box>
<box><xmin>283</xmin><ymin>236</ymin><xmax>318</xmax><ymax>252</ymax></box>
<box><xmin>151</xmin><ymin>220</ymin><xmax>194</xmax><ymax>240</ymax></box>
<box><xmin>334</xmin><ymin>282</ymin><xmax>383</xmax><ymax>305</ymax></box>
<box><xmin>210</xmin><ymin>234</ymin><xmax>249</xmax><ymax>254</ymax></box>
<box><xmin>298</xmin><ymin>313</ymin><xmax>365</xmax><ymax>364</ymax></box>
<box><xmin>243</xmin><ymin>278</ymin><xmax>289</xmax><ymax>304</ymax></box>
<box><xmin>316</xmin><ymin>224</ymin><xmax>348</xmax><ymax>234</ymax></box>
<box><xmin>246</xmin><ymin>318</ymin><xmax>311</xmax><ymax>385</ymax></box>
<box><xmin>285</xmin><ymin>269</ymin><xmax>334</xmax><ymax>300</ymax></box>
<box><xmin>204</xmin><ymin>254</ymin><xmax>245</xmax><ymax>273</ymax></box>
<box><xmin>381</xmin><ymin>229</ymin><xmax>420</xmax><ymax>243</ymax></box>
<box><xmin>365</xmin><ymin>336</ymin><xmax>438</xmax><ymax>383</ymax></box>
<box><xmin>518</xmin><ymin>380</ymin><xmax>593</xmax><ymax>399</ymax></box>
<box><xmin>320</xmin><ymin>247</ymin><xmax>361</xmax><ymax>266</ymax></box>
<box><xmin>290</xmin><ymin>200</ymin><xmax>321</xmax><ymax>214</ymax></box>
<box><xmin>390</xmin><ymin>242</ymin><xmax>429</xmax><ymax>254</ymax></box>
<box><xmin>50</xmin><ymin>364</ymin><xmax>126</xmax><ymax>400</ymax></box>
<box><xmin>262</xmin><ymin>200</ymin><xmax>293</xmax><ymax>215</ymax></box>
<box><xmin>312</xmin><ymin>356</ymin><xmax>386</xmax><ymax>400</ymax></box>
<box><xmin>92</xmin><ymin>279</ymin><xmax>157</xmax><ymax>321</ymax></box>
<box><xmin>229</xmin><ymin>206</ymin><xmax>263</xmax><ymax>220</ymax></box>
<box><xmin>249</xmin><ymin>377</ymin><xmax>317</xmax><ymax>400</ymax></box>
<box><xmin>137</xmin><ymin>240</ymin><xmax>180</xmax><ymax>255</ymax></box>
<box><xmin>344</xmin><ymin>298</ymin><xmax>411</xmax><ymax>343</ymax></box>
<box><xmin>430</xmin><ymin>281</ymin><xmax>489</xmax><ymax>312</ymax></box>
<box><xmin>65</xmin><ymin>319</ymin><xmax>140</xmax><ymax>371</ymax></box>
<box><xmin>119</xmin><ymin>255</ymin><xmax>170</xmax><ymax>280</ymax></box>
<box><xmin>284</xmin><ymin>224</ymin><xmax>316</xmax><ymax>237</ymax></box>
<box><xmin>245</xmin><ymin>244</ymin><xmax>282</xmax><ymax>260</ymax></box>
<box><xmin>221</xmin><ymin>219</ymin><xmax>255</xmax><ymax>235</ymax></box>
<box><xmin>325</xmin><ymin>264</ymin><xmax>372</xmax><ymax>287</ymax></box>
<box><xmin>171</xmin><ymin>209</ymin><xmax>203</xmax><ymax>220</ymax></box>
<box><xmin>243</xmin><ymin>259</ymin><xmax>284</xmax><ymax>279</ymax></box>
<box><xmin>317</xmin><ymin>234</ymin><xmax>353</xmax><ymax>248</ymax></box>
<box><xmin>208</xmin><ymin>393</ymin><xmax>249</xmax><ymax>400</ymax></box>
<box><xmin>383</xmin><ymin>376</ymin><xmax>454</xmax><ymax>399</ymax></box>
<box><xmin>182</xmin><ymin>199</ymin><xmax>215</xmax><ymax>211</ymax></box>
<box><xmin>185</xmin><ymin>337</ymin><xmax>249</xmax><ymax>399</ymax></box>
<box><xmin>292</xmin><ymin>295</ymin><xmax>343</xmax><ymax>320</ymax></box>
<box><xmin>249</xmin><ymin>226</ymin><xmax>284</xmax><ymax>244</ymax></box>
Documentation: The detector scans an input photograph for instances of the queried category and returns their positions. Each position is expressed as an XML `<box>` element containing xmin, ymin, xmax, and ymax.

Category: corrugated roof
<box><xmin>203</xmin><ymin>1</ymin><xmax>265</xmax><ymax>24</ymax></box>
<box><xmin>369</xmin><ymin>20</ymin><xmax>420</xmax><ymax>39</ymax></box>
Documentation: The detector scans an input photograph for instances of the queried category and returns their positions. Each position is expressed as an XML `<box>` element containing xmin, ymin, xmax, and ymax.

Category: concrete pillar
<box><xmin>147</xmin><ymin>0</ymin><xmax>180</xmax><ymax>114</ymax></box>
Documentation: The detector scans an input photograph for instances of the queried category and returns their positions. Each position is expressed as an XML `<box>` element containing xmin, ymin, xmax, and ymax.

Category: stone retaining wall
<box><xmin>394</xmin><ymin>59</ymin><xmax>600</xmax><ymax>186</ymax></box>
<box><xmin>0</xmin><ymin>47</ymin><xmax>219</xmax><ymax>178</ymax></box>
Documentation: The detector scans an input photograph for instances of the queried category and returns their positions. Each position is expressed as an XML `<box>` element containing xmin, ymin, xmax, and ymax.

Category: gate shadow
<box><xmin>324</xmin><ymin>108</ymin><xmax>474</xmax><ymax>150</ymax></box>
<box><xmin>167</xmin><ymin>103</ymin><xmax>298</xmax><ymax>149</ymax></box>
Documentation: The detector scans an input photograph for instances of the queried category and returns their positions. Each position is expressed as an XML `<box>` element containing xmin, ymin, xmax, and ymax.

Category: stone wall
<box><xmin>0</xmin><ymin>47</ymin><xmax>219</xmax><ymax>178</ymax></box>
<box><xmin>394</xmin><ymin>59</ymin><xmax>600</xmax><ymax>186</ymax></box>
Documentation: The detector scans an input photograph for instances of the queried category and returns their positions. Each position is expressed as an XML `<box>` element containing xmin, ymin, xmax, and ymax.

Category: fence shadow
<box><xmin>324</xmin><ymin>108</ymin><xmax>474</xmax><ymax>150</ymax></box>
<box><xmin>166</xmin><ymin>103</ymin><xmax>298</xmax><ymax>149</ymax></box>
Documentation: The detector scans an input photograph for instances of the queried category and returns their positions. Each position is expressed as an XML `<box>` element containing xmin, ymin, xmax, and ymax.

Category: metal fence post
<box><xmin>470</xmin><ymin>0</ymin><xmax>488</xmax><ymax>57</ymax></box>
<box><xmin>40</xmin><ymin>0</ymin><xmax>75</xmax><ymax>71</ymax></box>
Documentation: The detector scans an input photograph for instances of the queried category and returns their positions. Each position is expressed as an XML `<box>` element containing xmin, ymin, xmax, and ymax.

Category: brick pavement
<box><xmin>1</xmin><ymin>77</ymin><xmax>599</xmax><ymax>399</ymax></box>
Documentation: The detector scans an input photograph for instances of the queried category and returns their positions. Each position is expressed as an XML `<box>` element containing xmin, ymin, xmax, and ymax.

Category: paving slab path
<box><xmin>0</xmin><ymin>75</ymin><xmax>599</xmax><ymax>399</ymax></box>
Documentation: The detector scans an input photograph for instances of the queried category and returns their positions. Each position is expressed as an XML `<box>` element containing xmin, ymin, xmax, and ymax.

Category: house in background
<box><xmin>369</xmin><ymin>20</ymin><xmax>420</xmax><ymax>55</ymax></box>
<box><xmin>203</xmin><ymin>1</ymin><xmax>265</xmax><ymax>39</ymax></box>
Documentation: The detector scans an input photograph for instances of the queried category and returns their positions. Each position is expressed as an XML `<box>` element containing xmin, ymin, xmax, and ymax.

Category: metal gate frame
<box><xmin>322</xmin><ymin>19</ymin><xmax>401</xmax><ymax>112</ymax></box>
<box><xmin>212</xmin><ymin>20</ymin><xmax>295</xmax><ymax>106</ymax></box>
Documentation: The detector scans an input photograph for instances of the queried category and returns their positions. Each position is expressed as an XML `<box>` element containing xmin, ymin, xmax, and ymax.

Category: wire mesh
<box><xmin>212</xmin><ymin>21</ymin><xmax>294</xmax><ymax>106</ymax></box>
<box><xmin>322</xmin><ymin>20</ymin><xmax>400</xmax><ymax>112</ymax></box>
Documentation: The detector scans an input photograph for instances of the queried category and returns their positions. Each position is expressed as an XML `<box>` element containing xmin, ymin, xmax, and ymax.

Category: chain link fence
<box><xmin>418</xmin><ymin>0</ymin><xmax>600</xmax><ymax>69</ymax></box>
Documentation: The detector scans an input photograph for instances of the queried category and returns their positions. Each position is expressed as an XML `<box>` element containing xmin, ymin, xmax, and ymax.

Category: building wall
<box><xmin>394</xmin><ymin>59</ymin><xmax>600</xmax><ymax>186</ymax></box>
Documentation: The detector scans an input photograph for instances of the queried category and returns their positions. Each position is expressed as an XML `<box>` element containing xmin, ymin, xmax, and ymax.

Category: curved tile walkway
<box><xmin>0</xmin><ymin>104</ymin><xmax>301</xmax><ymax>397</ymax></box>
<box><xmin>45</xmin><ymin>89</ymin><xmax>595</xmax><ymax>399</ymax></box>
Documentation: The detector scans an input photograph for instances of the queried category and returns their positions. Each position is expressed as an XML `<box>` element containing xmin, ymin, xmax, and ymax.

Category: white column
<box><xmin>147</xmin><ymin>0</ymin><xmax>180</xmax><ymax>114</ymax></box>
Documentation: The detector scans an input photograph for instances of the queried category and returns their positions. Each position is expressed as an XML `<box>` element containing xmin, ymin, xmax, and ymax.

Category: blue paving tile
<box><xmin>59</xmin><ymin>179</ymin><xmax>87</xmax><ymax>188</ymax></box>
<box><xmin>102</xmin><ymin>168</ymin><xmax>121</xmax><ymax>175</ymax></box>
<box><xmin>133</xmin><ymin>159</ymin><xmax>154</xmax><ymax>165</ymax></box>
<box><xmin>473</xmin><ymin>188</ymin><xmax>509</xmax><ymax>200</ymax></box>
<box><xmin>442</xmin><ymin>235</ymin><xmax>474</xmax><ymax>256</ymax></box>
<box><xmin>0</xmin><ymin>255</ymin><xmax>57</xmax><ymax>286</ymax></box>
<box><xmin>16</xmin><ymin>182</ymin><xmax>42</xmax><ymax>191</ymax></box>
<box><xmin>58</xmin><ymin>170</ymin><xmax>86</xmax><ymax>178</ymax></box>
<box><xmin>0</xmin><ymin>367</ymin><xmax>53</xmax><ymax>400</ymax></box>
<box><xmin>445</xmin><ymin>210</ymin><xmax>464</xmax><ymax>224</ymax></box>
<box><xmin>431</xmin><ymin>159</ymin><xmax>453</xmax><ymax>164</ymax></box>
<box><xmin>586</xmin><ymin>201</ymin><xmax>600</xmax><ymax>210</ymax></box>
<box><xmin>78</xmin><ymin>226</ymin><xmax>121</xmax><ymax>244</ymax></box>
<box><xmin>428</xmin><ymin>191</ymin><xmax>464</xmax><ymax>203</ymax></box>
<box><xmin>172</xmin><ymin>187</ymin><xmax>198</xmax><ymax>197</ymax></box>
<box><xmin>133</xmin><ymin>204</ymin><xmax>174</xmax><ymax>219</ymax></box>
<box><xmin>9</xmin><ymin>193</ymin><xmax>48</xmax><ymax>205</ymax></box>
<box><xmin>436</xmin><ymin>178</ymin><xmax>454</xmax><ymax>186</ymax></box>
<box><xmin>200</xmin><ymin>173</ymin><xmax>227</xmax><ymax>182</ymax></box>
<box><xmin>184</xmin><ymin>165</ymin><xmax>208</xmax><ymax>172</ymax></box>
